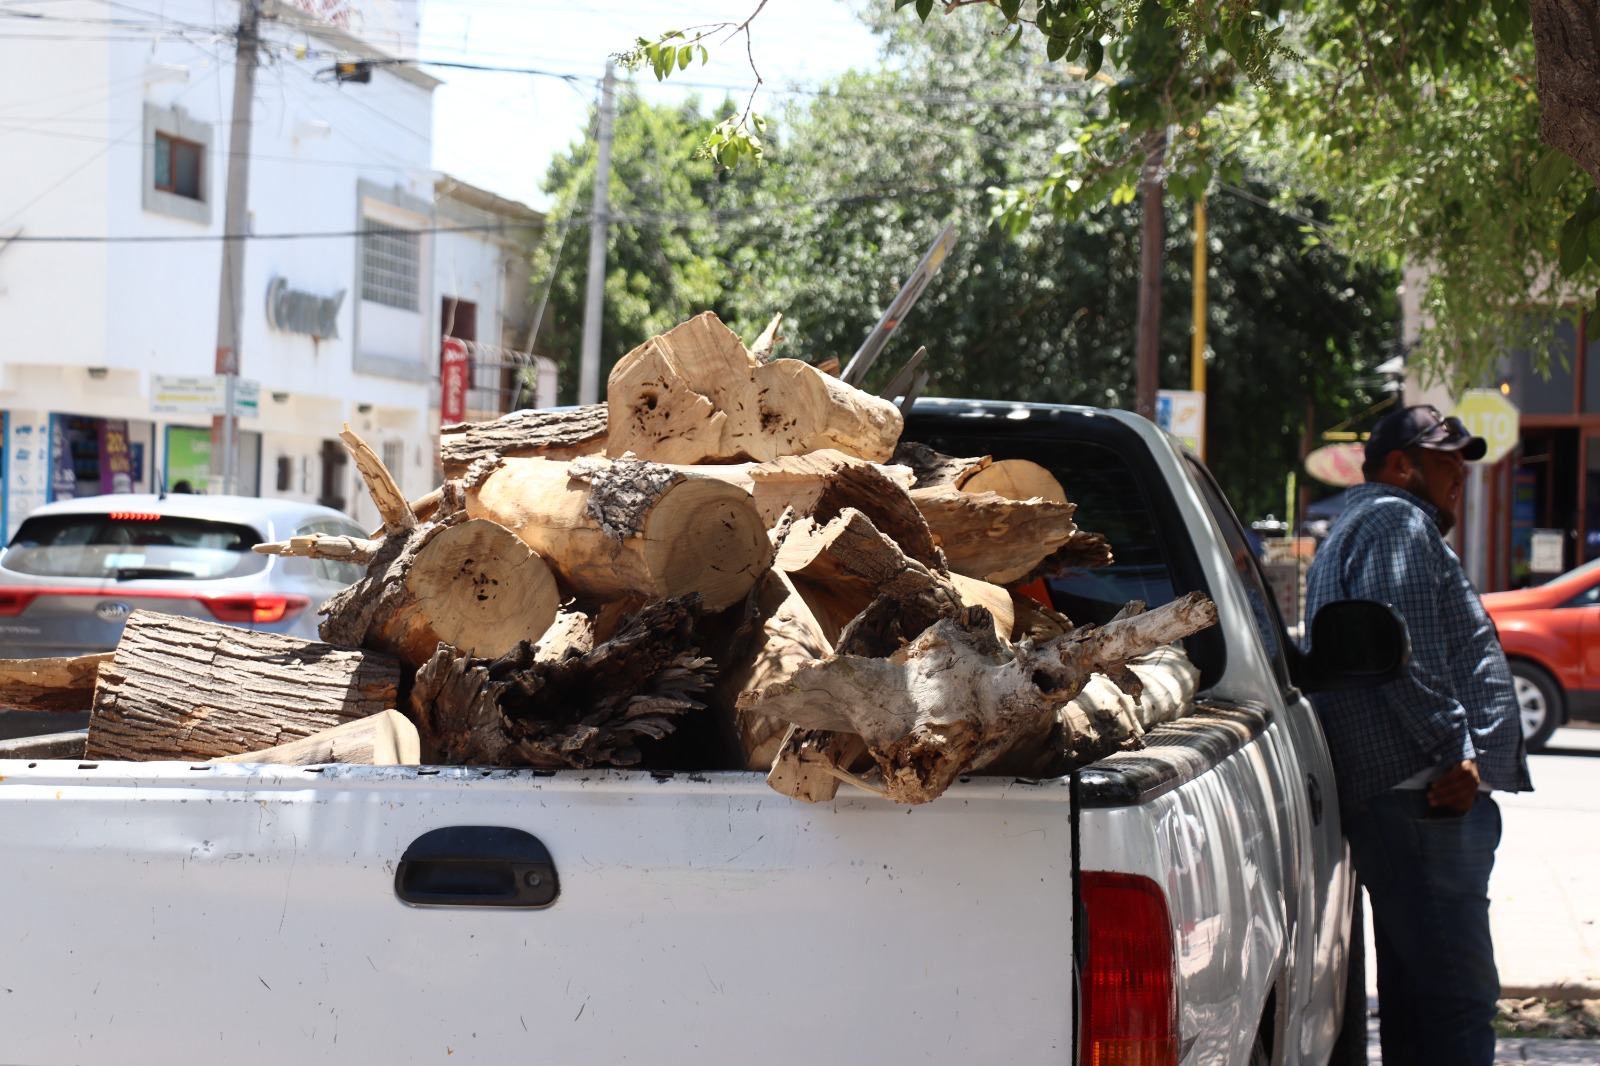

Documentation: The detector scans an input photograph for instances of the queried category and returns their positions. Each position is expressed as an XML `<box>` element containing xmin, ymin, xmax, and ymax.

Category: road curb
<box><xmin>1502</xmin><ymin>983</ymin><xmax>1600</xmax><ymax>1001</ymax></box>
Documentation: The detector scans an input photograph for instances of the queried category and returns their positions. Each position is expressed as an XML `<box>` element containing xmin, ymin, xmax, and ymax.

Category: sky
<box><xmin>414</xmin><ymin>1</ymin><xmax>884</xmax><ymax>212</ymax></box>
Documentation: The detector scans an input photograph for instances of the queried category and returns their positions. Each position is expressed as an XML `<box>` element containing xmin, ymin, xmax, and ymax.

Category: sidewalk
<box><xmin>1359</xmin><ymin>724</ymin><xmax>1600</xmax><ymax>1064</ymax></box>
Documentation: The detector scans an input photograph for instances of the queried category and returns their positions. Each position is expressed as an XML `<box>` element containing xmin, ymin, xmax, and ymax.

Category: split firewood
<box><xmin>775</xmin><ymin>508</ymin><xmax>964</xmax><ymax>649</ymax></box>
<box><xmin>893</xmin><ymin>441</ymin><xmax>1066</xmax><ymax>502</ymax></box>
<box><xmin>319</xmin><ymin>516</ymin><xmax>560</xmax><ymax>668</ymax></box>
<box><xmin>767</xmin><ymin>727</ymin><xmax>870</xmax><ymax>802</ymax></box>
<box><xmin>718</xmin><ymin>569</ymin><xmax>834</xmax><ymax>769</ymax></box>
<box><xmin>255</xmin><ymin>532</ymin><xmax>382</xmax><ymax>568</ymax></box>
<box><xmin>1011</xmin><ymin>531</ymin><xmax>1116</xmax><ymax>585</ymax></box>
<box><xmin>683</xmin><ymin>450</ymin><xmax>940</xmax><ymax>567</ymax></box>
<box><xmin>342</xmin><ymin>423</ymin><xmax>415</xmax><ymax>536</ymax></box>
<box><xmin>910</xmin><ymin>486</ymin><xmax>1083</xmax><ymax>585</ymax></box>
<box><xmin>440</xmin><ymin>404</ymin><xmax>609</xmax><ymax>478</ymax></box>
<box><xmin>85</xmin><ymin>612</ymin><xmax>400</xmax><ymax>761</ymax></box>
<box><xmin>0</xmin><ymin>653</ymin><xmax>112</xmax><ymax>713</ymax></box>
<box><xmin>213</xmin><ymin>709</ymin><xmax>420</xmax><ymax>766</ymax></box>
<box><xmin>410</xmin><ymin>596</ymin><xmax>715</xmax><ymax>768</ymax></box>
<box><xmin>606</xmin><ymin>312</ymin><xmax>902</xmax><ymax>465</ymax></box>
<box><xmin>738</xmin><ymin>591</ymin><xmax>1218</xmax><ymax>804</ymax></box>
<box><xmin>464</xmin><ymin>455</ymin><xmax>772</xmax><ymax>612</ymax></box>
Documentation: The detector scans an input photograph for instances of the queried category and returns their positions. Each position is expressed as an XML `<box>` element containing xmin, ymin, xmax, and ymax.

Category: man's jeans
<box><xmin>1344</xmin><ymin>789</ymin><xmax>1502</xmax><ymax>1066</ymax></box>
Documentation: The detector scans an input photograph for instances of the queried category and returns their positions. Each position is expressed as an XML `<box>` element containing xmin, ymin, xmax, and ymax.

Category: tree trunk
<box><xmin>440</xmin><ymin>404</ymin><xmax>609</xmax><ymax>478</ymax></box>
<box><xmin>465</xmin><ymin>455</ymin><xmax>772</xmax><ymax>612</ymax></box>
<box><xmin>606</xmin><ymin>311</ymin><xmax>902</xmax><ymax>465</ymax></box>
<box><xmin>738</xmin><ymin>592</ymin><xmax>1217</xmax><ymax>804</ymax></box>
<box><xmin>0</xmin><ymin>653</ymin><xmax>111</xmax><ymax>712</ymax></box>
<box><xmin>719</xmin><ymin>569</ymin><xmax>833</xmax><ymax>769</ymax></box>
<box><xmin>85</xmin><ymin>612</ymin><xmax>400</xmax><ymax>761</ymax></box>
<box><xmin>213</xmin><ymin>709</ymin><xmax>419</xmax><ymax>766</ymax></box>
<box><xmin>1135</xmin><ymin>128</ymin><xmax>1167</xmax><ymax>423</ymax></box>
<box><xmin>1530</xmin><ymin>0</ymin><xmax>1600</xmax><ymax>187</ymax></box>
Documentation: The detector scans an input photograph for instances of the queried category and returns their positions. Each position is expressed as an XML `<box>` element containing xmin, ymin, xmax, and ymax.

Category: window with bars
<box><xmin>153</xmin><ymin>132</ymin><xmax>203</xmax><ymax>200</ymax></box>
<box><xmin>382</xmin><ymin>440</ymin><xmax>404</xmax><ymax>493</ymax></box>
<box><xmin>360</xmin><ymin>224</ymin><xmax>420</xmax><ymax>310</ymax></box>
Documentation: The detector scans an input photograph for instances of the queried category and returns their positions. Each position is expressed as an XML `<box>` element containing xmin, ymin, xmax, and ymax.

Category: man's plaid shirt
<box><xmin>1304</xmin><ymin>482</ymin><xmax>1532</xmax><ymax>811</ymax></box>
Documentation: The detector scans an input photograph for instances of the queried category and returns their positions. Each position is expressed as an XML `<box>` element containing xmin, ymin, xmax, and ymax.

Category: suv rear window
<box><xmin>2</xmin><ymin>513</ymin><xmax>269</xmax><ymax>581</ymax></box>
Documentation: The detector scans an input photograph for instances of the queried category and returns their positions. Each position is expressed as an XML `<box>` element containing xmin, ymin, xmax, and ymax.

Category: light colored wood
<box><xmin>214</xmin><ymin>709</ymin><xmax>420</xmax><ymax>765</ymax></box>
<box><xmin>605</xmin><ymin>312</ymin><xmax>902</xmax><ymax>465</ymax></box>
<box><xmin>750</xmin><ymin>312</ymin><xmax>783</xmax><ymax>362</ymax></box>
<box><xmin>0</xmin><ymin>653</ymin><xmax>112</xmax><ymax>713</ymax></box>
<box><xmin>466</xmin><ymin>455</ymin><xmax>771</xmax><ymax>612</ymax></box>
<box><xmin>741</xmin><ymin>592</ymin><xmax>1217</xmax><ymax>804</ymax></box>
<box><xmin>85</xmin><ymin>612</ymin><xmax>400</xmax><ymax>761</ymax></box>
<box><xmin>960</xmin><ymin>459</ymin><xmax>1067</xmax><ymax>503</ymax></box>
<box><xmin>254</xmin><ymin>532</ymin><xmax>381</xmax><ymax>567</ymax></box>
<box><xmin>534</xmin><ymin>607</ymin><xmax>597</xmax><ymax>662</ymax></box>
<box><xmin>341</xmin><ymin>424</ymin><xmax>414</xmax><ymax>536</ymax></box>
<box><xmin>911</xmin><ymin>487</ymin><xmax>1082</xmax><ymax>584</ymax></box>
<box><xmin>440</xmin><ymin>404</ymin><xmax>609</xmax><ymax>477</ymax></box>
<box><xmin>724</xmin><ymin>570</ymin><xmax>833</xmax><ymax>769</ymax></box>
<box><xmin>948</xmin><ymin>572</ymin><xmax>1014</xmax><ymax>645</ymax></box>
<box><xmin>766</xmin><ymin>726</ymin><xmax>868</xmax><ymax>803</ymax></box>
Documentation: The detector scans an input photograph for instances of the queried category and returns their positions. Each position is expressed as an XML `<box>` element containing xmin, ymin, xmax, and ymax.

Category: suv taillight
<box><xmin>1080</xmin><ymin>871</ymin><xmax>1178</xmax><ymax>1066</ymax></box>
<box><xmin>0</xmin><ymin>589</ymin><xmax>39</xmax><ymax>617</ymax></box>
<box><xmin>202</xmin><ymin>594</ymin><xmax>310</xmax><ymax>624</ymax></box>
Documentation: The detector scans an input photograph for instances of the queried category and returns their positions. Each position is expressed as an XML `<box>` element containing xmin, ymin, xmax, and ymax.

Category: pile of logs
<box><xmin>0</xmin><ymin>312</ymin><xmax>1217</xmax><ymax>805</ymax></box>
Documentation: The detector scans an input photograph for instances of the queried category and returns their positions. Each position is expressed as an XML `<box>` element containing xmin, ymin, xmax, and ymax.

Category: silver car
<box><xmin>0</xmin><ymin>493</ymin><xmax>367</xmax><ymax>660</ymax></box>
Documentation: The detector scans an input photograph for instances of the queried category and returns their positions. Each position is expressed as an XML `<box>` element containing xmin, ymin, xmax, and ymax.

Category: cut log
<box><xmin>254</xmin><ymin>532</ymin><xmax>381</xmax><ymax>568</ymax></box>
<box><xmin>441</xmin><ymin>404</ymin><xmax>609</xmax><ymax>477</ymax></box>
<box><xmin>720</xmin><ymin>569</ymin><xmax>833</xmax><ymax>769</ymax></box>
<box><xmin>893</xmin><ymin>442</ymin><xmax>1065</xmax><ymax>502</ymax></box>
<box><xmin>738</xmin><ymin>592</ymin><xmax>1218</xmax><ymax>804</ymax></box>
<box><xmin>465</xmin><ymin>455</ymin><xmax>772</xmax><ymax>612</ymax></box>
<box><xmin>0</xmin><ymin>653</ymin><xmax>112</xmax><ymax>713</ymax></box>
<box><xmin>911</xmin><ymin>486</ymin><xmax>1082</xmax><ymax>584</ymax></box>
<box><xmin>85</xmin><ymin>611</ymin><xmax>401</xmax><ymax>761</ymax></box>
<box><xmin>319</xmin><ymin>516</ymin><xmax>560</xmax><ymax>669</ymax></box>
<box><xmin>1012</xmin><ymin>531</ymin><xmax>1116</xmax><ymax>585</ymax></box>
<box><xmin>214</xmin><ymin>709</ymin><xmax>420</xmax><ymax>766</ymax></box>
<box><xmin>948</xmin><ymin>572</ymin><xmax>1015</xmax><ymax>645</ymax></box>
<box><xmin>410</xmin><ymin>596</ymin><xmax>715</xmax><ymax>768</ymax></box>
<box><xmin>606</xmin><ymin>312</ymin><xmax>902</xmax><ymax>465</ymax></box>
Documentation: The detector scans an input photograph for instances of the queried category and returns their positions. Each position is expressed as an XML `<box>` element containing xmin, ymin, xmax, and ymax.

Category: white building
<box><xmin>0</xmin><ymin>0</ymin><xmax>548</xmax><ymax>535</ymax></box>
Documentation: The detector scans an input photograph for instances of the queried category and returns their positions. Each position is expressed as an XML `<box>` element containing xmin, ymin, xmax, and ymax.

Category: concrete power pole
<box><xmin>211</xmin><ymin>0</ymin><xmax>261</xmax><ymax>494</ymax></box>
<box><xmin>577</xmin><ymin>61</ymin><xmax>616</xmax><ymax>406</ymax></box>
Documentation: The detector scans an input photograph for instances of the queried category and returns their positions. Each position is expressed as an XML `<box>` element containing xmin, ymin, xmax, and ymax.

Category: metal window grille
<box><xmin>381</xmin><ymin>440</ymin><xmax>405</xmax><ymax>492</ymax></box>
<box><xmin>447</xmin><ymin>339</ymin><xmax>558</xmax><ymax>417</ymax></box>
<box><xmin>360</xmin><ymin>224</ymin><xmax>420</xmax><ymax>310</ymax></box>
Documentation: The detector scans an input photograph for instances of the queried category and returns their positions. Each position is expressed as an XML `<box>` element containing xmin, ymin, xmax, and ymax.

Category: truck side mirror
<box><xmin>1291</xmin><ymin>599</ymin><xmax>1411</xmax><ymax>693</ymax></box>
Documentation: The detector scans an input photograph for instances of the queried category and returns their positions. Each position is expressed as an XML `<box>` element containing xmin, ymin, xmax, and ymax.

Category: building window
<box><xmin>382</xmin><ymin>439</ymin><xmax>404</xmax><ymax>492</ymax></box>
<box><xmin>153</xmin><ymin>132</ymin><xmax>203</xmax><ymax>200</ymax></box>
<box><xmin>361</xmin><ymin>225</ymin><xmax>420</xmax><ymax>310</ymax></box>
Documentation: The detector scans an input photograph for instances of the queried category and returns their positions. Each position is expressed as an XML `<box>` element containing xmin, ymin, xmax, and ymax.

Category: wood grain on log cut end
<box><xmin>639</xmin><ymin>477</ymin><xmax>772</xmax><ymax>611</ymax></box>
<box><xmin>0</xmin><ymin>653</ymin><xmax>112</xmax><ymax>713</ymax></box>
<box><xmin>959</xmin><ymin>459</ymin><xmax>1067</xmax><ymax>503</ymax></box>
<box><xmin>405</xmin><ymin>518</ymin><xmax>560</xmax><ymax>660</ymax></box>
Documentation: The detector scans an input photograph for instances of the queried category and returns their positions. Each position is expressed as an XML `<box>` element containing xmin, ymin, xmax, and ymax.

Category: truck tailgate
<box><xmin>0</xmin><ymin>762</ymin><xmax>1074</xmax><ymax>1065</ymax></box>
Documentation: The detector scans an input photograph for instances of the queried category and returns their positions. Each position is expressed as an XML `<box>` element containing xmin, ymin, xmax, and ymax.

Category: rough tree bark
<box><xmin>440</xmin><ymin>404</ymin><xmax>609</xmax><ymax>478</ymax></box>
<box><xmin>85</xmin><ymin>612</ymin><xmax>400</xmax><ymax>761</ymax></box>
<box><xmin>1530</xmin><ymin>0</ymin><xmax>1600</xmax><ymax>187</ymax></box>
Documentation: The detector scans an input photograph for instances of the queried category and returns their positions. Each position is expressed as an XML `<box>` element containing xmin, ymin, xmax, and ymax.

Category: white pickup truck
<box><xmin>0</xmin><ymin>400</ymin><xmax>1403</xmax><ymax>1065</ymax></box>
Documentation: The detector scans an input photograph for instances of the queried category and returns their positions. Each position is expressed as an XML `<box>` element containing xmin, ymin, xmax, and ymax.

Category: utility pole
<box><xmin>1134</xmin><ymin>128</ymin><xmax>1167</xmax><ymax>424</ymax></box>
<box><xmin>211</xmin><ymin>0</ymin><xmax>261</xmax><ymax>494</ymax></box>
<box><xmin>577</xmin><ymin>61</ymin><xmax>616</xmax><ymax>406</ymax></box>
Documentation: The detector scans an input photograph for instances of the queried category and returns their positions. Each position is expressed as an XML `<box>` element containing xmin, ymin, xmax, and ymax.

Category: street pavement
<box><xmin>1361</xmin><ymin>722</ymin><xmax>1600</xmax><ymax>1064</ymax></box>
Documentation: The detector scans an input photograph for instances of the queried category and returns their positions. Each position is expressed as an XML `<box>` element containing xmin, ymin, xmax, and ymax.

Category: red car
<box><xmin>1481</xmin><ymin>559</ymin><xmax>1600</xmax><ymax>750</ymax></box>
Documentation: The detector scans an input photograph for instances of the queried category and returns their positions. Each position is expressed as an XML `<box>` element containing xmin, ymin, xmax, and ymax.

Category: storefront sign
<box><xmin>165</xmin><ymin>426</ymin><xmax>212</xmax><ymax>491</ymax></box>
<box><xmin>1529</xmin><ymin>529</ymin><xmax>1565</xmax><ymax>573</ymax></box>
<box><xmin>4</xmin><ymin>417</ymin><xmax>50</xmax><ymax>539</ymax></box>
<box><xmin>152</xmin><ymin>374</ymin><xmax>259</xmax><ymax>418</ymax></box>
<box><xmin>265</xmin><ymin>277</ymin><xmax>345</xmax><ymax>339</ymax></box>
<box><xmin>98</xmin><ymin>419</ymin><xmax>134</xmax><ymax>494</ymax></box>
<box><xmin>1156</xmin><ymin>389</ymin><xmax>1206</xmax><ymax>458</ymax></box>
<box><xmin>441</xmin><ymin>337</ymin><xmax>470</xmax><ymax>426</ymax></box>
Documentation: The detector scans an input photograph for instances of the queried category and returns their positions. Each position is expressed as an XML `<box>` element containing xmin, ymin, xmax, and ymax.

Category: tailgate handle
<box><xmin>394</xmin><ymin>826</ymin><xmax>559</xmax><ymax>909</ymax></box>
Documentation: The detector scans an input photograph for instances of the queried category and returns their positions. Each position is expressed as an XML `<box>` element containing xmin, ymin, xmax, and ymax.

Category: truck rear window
<box><xmin>2</xmin><ymin>514</ymin><xmax>268</xmax><ymax>581</ymax></box>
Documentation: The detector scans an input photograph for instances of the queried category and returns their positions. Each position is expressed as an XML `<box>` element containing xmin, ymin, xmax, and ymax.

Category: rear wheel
<box><xmin>1510</xmin><ymin>660</ymin><xmax>1562</xmax><ymax>752</ymax></box>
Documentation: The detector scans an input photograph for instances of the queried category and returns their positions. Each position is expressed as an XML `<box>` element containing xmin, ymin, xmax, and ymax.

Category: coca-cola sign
<box><xmin>440</xmin><ymin>337</ymin><xmax>470</xmax><ymax>426</ymax></box>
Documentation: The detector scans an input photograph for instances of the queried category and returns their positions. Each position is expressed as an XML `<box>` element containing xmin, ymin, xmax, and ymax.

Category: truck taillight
<box><xmin>1080</xmin><ymin>871</ymin><xmax>1178</xmax><ymax>1066</ymax></box>
<box><xmin>0</xmin><ymin>589</ymin><xmax>39</xmax><ymax>617</ymax></box>
<box><xmin>202</xmin><ymin>594</ymin><xmax>310</xmax><ymax>624</ymax></box>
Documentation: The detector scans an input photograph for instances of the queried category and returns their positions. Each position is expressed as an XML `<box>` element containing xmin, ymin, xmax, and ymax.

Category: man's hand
<box><xmin>1427</xmin><ymin>759</ymin><xmax>1480</xmax><ymax>815</ymax></box>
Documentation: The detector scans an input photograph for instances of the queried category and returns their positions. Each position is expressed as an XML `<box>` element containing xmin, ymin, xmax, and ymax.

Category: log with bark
<box><xmin>409</xmin><ymin>596</ymin><xmax>717</xmax><ymax>768</ymax></box>
<box><xmin>0</xmin><ymin>653</ymin><xmax>112</xmax><ymax>713</ymax></box>
<box><xmin>605</xmin><ymin>312</ymin><xmax>903</xmax><ymax>465</ymax></box>
<box><xmin>440</xmin><ymin>404</ymin><xmax>609</xmax><ymax>478</ymax></box>
<box><xmin>464</xmin><ymin>454</ymin><xmax>772</xmax><ymax>612</ymax></box>
<box><xmin>85</xmin><ymin>612</ymin><xmax>401</xmax><ymax>761</ymax></box>
<box><xmin>737</xmin><ymin>591</ymin><xmax>1217</xmax><ymax>804</ymax></box>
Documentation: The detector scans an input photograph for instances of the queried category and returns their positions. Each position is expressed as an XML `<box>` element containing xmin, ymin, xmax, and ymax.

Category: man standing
<box><xmin>1305</xmin><ymin>404</ymin><xmax>1531</xmax><ymax>1066</ymax></box>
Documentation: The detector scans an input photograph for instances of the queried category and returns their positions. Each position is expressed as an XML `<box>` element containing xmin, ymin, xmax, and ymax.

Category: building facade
<box><xmin>0</xmin><ymin>0</ymin><xmax>547</xmax><ymax>536</ymax></box>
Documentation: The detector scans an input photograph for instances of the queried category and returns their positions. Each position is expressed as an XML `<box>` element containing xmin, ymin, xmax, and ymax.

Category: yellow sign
<box><xmin>1449</xmin><ymin>389</ymin><xmax>1519</xmax><ymax>464</ymax></box>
